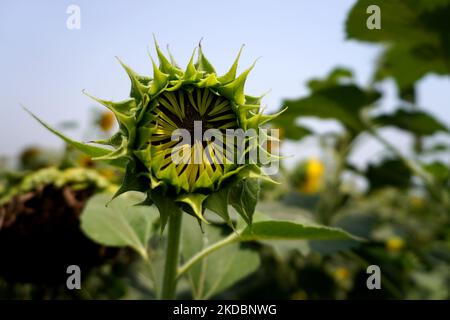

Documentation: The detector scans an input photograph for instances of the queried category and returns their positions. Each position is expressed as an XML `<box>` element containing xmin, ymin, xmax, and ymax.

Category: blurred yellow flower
<box><xmin>77</xmin><ymin>154</ymin><xmax>94</xmax><ymax>168</ymax></box>
<box><xmin>98</xmin><ymin>168</ymin><xmax>116</xmax><ymax>180</ymax></box>
<box><xmin>300</xmin><ymin>158</ymin><xmax>325</xmax><ymax>194</ymax></box>
<box><xmin>334</xmin><ymin>267</ymin><xmax>350</xmax><ymax>282</ymax></box>
<box><xmin>98</xmin><ymin>111</ymin><xmax>115</xmax><ymax>132</ymax></box>
<box><xmin>386</xmin><ymin>236</ymin><xmax>405</xmax><ymax>252</ymax></box>
<box><xmin>106</xmin><ymin>184</ymin><xmax>119</xmax><ymax>194</ymax></box>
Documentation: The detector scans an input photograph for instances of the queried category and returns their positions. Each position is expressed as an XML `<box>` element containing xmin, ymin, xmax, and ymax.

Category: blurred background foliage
<box><xmin>1</xmin><ymin>0</ymin><xmax>449</xmax><ymax>299</ymax></box>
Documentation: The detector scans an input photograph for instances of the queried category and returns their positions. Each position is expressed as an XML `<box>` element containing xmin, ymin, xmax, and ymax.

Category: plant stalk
<box><xmin>161</xmin><ymin>211</ymin><xmax>183</xmax><ymax>300</ymax></box>
<box><xmin>177</xmin><ymin>231</ymin><xmax>239</xmax><ymax>279</ymax></box>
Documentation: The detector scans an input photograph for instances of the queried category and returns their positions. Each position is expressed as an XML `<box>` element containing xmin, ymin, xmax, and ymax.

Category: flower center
<box><xmin>149</xmin><ymin>88</ymin><xmax>238</xmax><ymax>191</ymax></box>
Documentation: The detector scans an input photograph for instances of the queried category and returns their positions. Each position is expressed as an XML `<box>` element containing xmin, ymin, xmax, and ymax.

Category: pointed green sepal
<box><xmin>24</xmin><ymin>108</ymin><xmax>128</xmax><ymax>168</ymax></box>
<box><xmin>149</xmin><ymin>56</ymin><xmax>169</xmax><ymax>95</ymax></box>
<box><xmin>218</xmin><ymin>60</ymin><xmax>256</xmax><ymax>105</ymax></box>
<box><xmin>152</xmin><ymin>34</ymin><xmax>182</xmax><ymax>76</ymax></box>
<box><xmin>217</xmin><ymin>45</ymin><xmax>244</xmax><ymax>84</ymax></box>
<box><xmin>110</xmin><ymin>161</ymin><xmax>148</xmax><ymax>201</ymax></box>
<box><xmin>239</xmin><ymin>164</ymin><xmax>279</xmax><ymax>185</ymax></box>
<box><xmin>229</xmin><ymin>177</ymin><xmax>260</xmax><ymax>226</ymax></box>
<box><xmin>197</xmin><ymin>45</ymin><xmax>216</xmax><ymax>74</ymax></box>
<box><xmin>83</xmin><ymin>92</ymin><xmax>137</xmax><ymax>139</ymax></box>
<box><xmin>204</xmin><ymin>186</ymin><xmax>234</xmax><ymax>229</ymax></box>
<box><xmin>176</xmin><ymin>193</ymin><xmax>208</xmax><ymax>223</ymax></box>
<box><xmin>89</xmin><ymin>132</ymin><xmax>123</xmax><ymax>148</ymax></box>
<box><xmin>166</xmin><ymin>44</ymin><xmax>181</xmax><ymax>68</ymax></box>
<box><xmin>116</xmin><ymin>57</ymin><xmax>150</xmax><ymax>100</ymax></box>
<box><xmin>151</xmin><ymin>188</ymin><xmax>180</xmax><ymax>234</ymax></box>
<box><xmin>245</xmin><ymin>91</ymin><xmax>269</xmax><ymax>105</ymax></box>
<box><xmin>247</xmin><ymin>107</ymin><xmax>287</xmax><ymax>128</ymax></box>
<box><xmin>184</xmin><ymin>48</ymin><xmax>200</xmax><ymax>81</ymax></box>
<box><xmin>197</xmin><ymin>73</ymin><xmax>219</xmax><ymax>88</ymax></box>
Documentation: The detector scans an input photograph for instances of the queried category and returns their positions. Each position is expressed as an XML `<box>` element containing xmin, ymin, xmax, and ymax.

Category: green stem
<box><xmin>367</xmin><ymin>124</ymin><xmax>450</xmax><ymax>209</ymax></box>
<box><xmin>368</xmin><ymin>127</ymin><xmax>432</xmax><ymax>184</ymax></box>
<box><xmin>177</xmin><ymin>231</ymin><xmax>239</xmax><ymax>279</ymax></box>
<box><xmin>161</xmin><ymin>211</ymin><xmax>183</xmax><ymax>300</ymax></box>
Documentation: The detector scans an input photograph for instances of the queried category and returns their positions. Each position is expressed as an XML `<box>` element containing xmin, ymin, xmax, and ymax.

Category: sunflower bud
<box><xmin>30</xmin><ymin>38</ymin><xmax>282</xmax><ymax>231</ymax></box>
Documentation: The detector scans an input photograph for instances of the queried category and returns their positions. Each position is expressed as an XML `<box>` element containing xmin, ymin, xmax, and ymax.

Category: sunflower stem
<box><xmin>161</xmin><ymin>210</ymin><xmax>183</xmax><ymax>300</ymax></box>
<box><xmin>177</xmin><ymin>231</ymin><xmax>239</xmax><ymax>278</ymax></box>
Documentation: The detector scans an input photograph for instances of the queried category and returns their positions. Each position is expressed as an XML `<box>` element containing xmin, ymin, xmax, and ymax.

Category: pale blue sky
<box><xmin>1</xmin><ymin>0</ymin><xmax>449</xmax><ymax>167</ymax></box>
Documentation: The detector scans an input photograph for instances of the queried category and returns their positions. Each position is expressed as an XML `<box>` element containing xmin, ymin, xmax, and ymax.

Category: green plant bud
<box><xmin>28</xmin><ymin>38</ymin><xmax>283</xmax><ymax>231</ymax></box>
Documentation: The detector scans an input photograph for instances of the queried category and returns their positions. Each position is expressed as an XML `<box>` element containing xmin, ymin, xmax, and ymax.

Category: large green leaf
<box><xmin>80</xmin><ymin>192</ymin><xmax>157</xmax><ymax>259</ymax></box>
<box><xmin>253</xmin><ymin>203</ymin><xmax>362</xmax><ymax>255</ymax></box>
<box><xmin>374</xmin><ymin>108</ymin><xmax>449</xmax><ymax>136</ymax></box>
<box><xmin>280</xmin><ymin>123</ymin><xmax>312</xmax><ymax>141</ymax></box>
<box><xmin>423</xmin><ymin>162</ymin><xmax>450</xmax><ymax>186</ymax></box>
<box><xmin>346</xmin><ymin>0</ymin><xmax>450</xmax><ymax>90</ymax></box>
<box><xmin>239</xmin><ymin>220</ymin><xmax>358</xmax><ymax>242</ymax></box>
<box><xmin>181</xmin><ymin>215</ymin><xmax>260</xmax><ymax>299</ymax></box>
<box><xmin>270</xmin><ymin>116</ymin><xmax>312</xmax><ymax>141</ymax></box>
<box><xmin>277</xmin><ymin>84</ymin><xmax>381</xmax><ymax>133</ymax></box>
<box><xmin>346</xmin><ymin>0</ymin><xmax>429</xmax><ymax>43</ymax></box>
<box><xmin>366</xmin><ymin>158</ymin><xmax>412</xmax><ymax>192</ymax></box>
<box><xmin>374</xmin><ymin>42</ymin><xmax>449</xmax><ymax>90</ymax></box>
<box><xmin>307</xmin><ymin>68</ymin><xmax>354</xmax><ymax>92</ymax></box>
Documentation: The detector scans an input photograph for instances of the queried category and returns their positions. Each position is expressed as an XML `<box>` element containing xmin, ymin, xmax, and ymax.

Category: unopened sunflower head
<box><xmin>30</xmin><ymin>38</ymin><xmax>283</xmax><ymax>230</ymax></box>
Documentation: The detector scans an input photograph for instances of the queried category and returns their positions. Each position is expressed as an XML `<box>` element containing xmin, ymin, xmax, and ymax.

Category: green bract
<box><xmin>29</xmin><ymin>38</ymin><xmax>282</xmax><ymax>231</ymax></box>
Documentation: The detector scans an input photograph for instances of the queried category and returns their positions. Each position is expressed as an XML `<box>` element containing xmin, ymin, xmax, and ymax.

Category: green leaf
<box><xmin>271</xmin><ymin>117</ymin><xmax>312</xmax><ymax>141</ymax></box>
<box><xmin>374</xmin><ymin>108</ymin><xmax>448</xmax><ymax>136</ymax></box>
<box><xmin>374</xmin><ymin>43</ymin><xmax>448</xmax><ymax>90</ymax></box>
<box><xmin>278</xmin><ymin>84</ymin><xmax>381</xmax><ymax>133</ymax></box>
<box><xmin>229</xmin><ymin>178</ymin><xmax>260</xmax><ymax>226</ymax></box>
<box><xmin>283</xmin><ymin>124</ymin><xmax>312</xmax><ymax>140</ymax></box>
<box><xmin>346</xmin><ymin>0</ymin><xmax>428</xmax><ymax>43</ymax></box>
<box><xmin>423</xmin><ymin>161</ymin><xmax>450</xmax><ymax>185</ymax></box>
<box><xmin>346</xmin><ymin>0</ymin><xmax>450</xmax><ymax>89</ymax></box>
<box><xmin>307</xmin><ymin>67</ymin><xmax>354</xmax><ymax>92</ymax></box>
<box><xmin>422</xmin><ymin>143</ymin><xmax>450</xmax><ymax>155</ymax></box>
<box><xmin>366</xmin><ymin>158</ymin><xmax>412</xmax><ymax>192</ymax></box>
<box><xmin>239</xmin><ymin>220</ymin><xmax>358</xmax><ymax>242</ymax></box>
<box><xmin>112</xmin><ymin>161</ymin><xmax>148</xmax><ymax>200</ymax></box>
<box><xmin>181</xmin><ymin>216</ymin><xmax>260</xmax><ymax>299</ymax></box>
<box><xmin>80</xmin><ymin>192</ymin><xmax>157</xmax><ymax>259</ymax></box>
<box><xmin>25</xmin><ymin>108</ymin><xmax>128</xmax><ymax>168</ymax></box>
<box><xmin>204</xmin><ymin>187</ymin><xmax>232</xmax><ymax>226</ymax></box>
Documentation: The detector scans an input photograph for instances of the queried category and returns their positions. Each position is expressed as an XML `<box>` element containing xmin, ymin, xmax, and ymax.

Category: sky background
<box><xmin>1</xmin><ymin>0</ymin><xmax>449</xmax><ymax>168</ymax></box>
